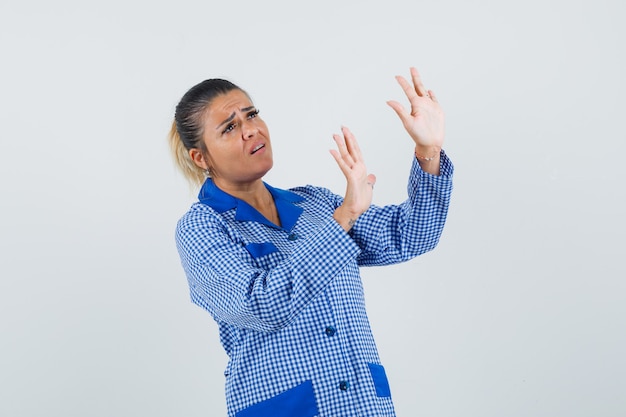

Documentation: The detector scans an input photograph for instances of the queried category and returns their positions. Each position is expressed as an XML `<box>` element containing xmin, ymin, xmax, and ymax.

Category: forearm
<box><xmin>353</xmin><ymin>152</ymin><xmax>453</xmax><ymax>265</ymax></box>
<box><xmin>180</xmin><ymin>214</ymin><xmax>361</xmax><ymax>332</ymax></box>
<box><xmin>333</xmin><ymin>205</ymin><xmax>360</xmax><ymax>232</ymax></box>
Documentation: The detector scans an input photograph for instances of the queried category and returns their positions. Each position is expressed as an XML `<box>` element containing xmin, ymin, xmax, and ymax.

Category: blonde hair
<box><xmin>168</xmin><ymin>120</ymin><xmax>206</xmax><ymax>187</ymax></box>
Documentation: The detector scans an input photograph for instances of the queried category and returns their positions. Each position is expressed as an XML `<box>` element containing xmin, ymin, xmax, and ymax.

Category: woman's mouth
<box><xmin>251</xmin><ymin>144</ymin><xmax>265</xmax><ymax>154</ymax></box>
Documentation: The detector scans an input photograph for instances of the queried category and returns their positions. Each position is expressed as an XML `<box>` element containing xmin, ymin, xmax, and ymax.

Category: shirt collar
<box><xmin>198</xmin><ymin>179</ymin><xmax>305</xmax><ymax>231</ymax></box>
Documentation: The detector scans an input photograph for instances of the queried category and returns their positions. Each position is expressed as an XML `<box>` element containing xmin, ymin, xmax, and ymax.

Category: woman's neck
<box><xmin>212</xmin><ymin>177</ymin><xmax>281</xmax><ymax>226</ymax></box>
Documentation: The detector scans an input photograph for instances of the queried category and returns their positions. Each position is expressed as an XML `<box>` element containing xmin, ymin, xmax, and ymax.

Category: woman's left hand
<box><xmin>330</xmin><ymin>126</ymin><xmax>376</xmax><ymax>232</ymax></box>
<box><xmin>387</xmin><ymin>67</ymin><xmax>445</xmax><ymax>165</ymax></box>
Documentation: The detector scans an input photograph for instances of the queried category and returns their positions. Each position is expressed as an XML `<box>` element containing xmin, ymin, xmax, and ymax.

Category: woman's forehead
<box><xmin>209</xmin><ymin>90</ymin><xmax>254</xmax><ymax>114</ymax></box>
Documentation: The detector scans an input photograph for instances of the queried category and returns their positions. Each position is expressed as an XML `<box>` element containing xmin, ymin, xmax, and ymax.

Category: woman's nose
<box><xmin>241</xmin><ymin>120</ymin><xmax>257</xmax><ymax>140</ymax></box>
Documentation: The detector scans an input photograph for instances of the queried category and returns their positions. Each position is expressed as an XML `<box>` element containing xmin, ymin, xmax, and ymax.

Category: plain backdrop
<box><xmin>1</xmin><ymin>0</ymin><xmax>624</xmax><ymax>416</ymax></box>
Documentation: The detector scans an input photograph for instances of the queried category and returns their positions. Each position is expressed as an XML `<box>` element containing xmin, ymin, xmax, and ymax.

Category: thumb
<box><xmin>386</xmin><ymin>100</ymin><xmax>409</xmax><ymax>124</ymax></box>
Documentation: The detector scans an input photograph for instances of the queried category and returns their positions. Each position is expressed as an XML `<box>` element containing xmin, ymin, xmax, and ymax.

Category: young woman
<box><xmin>169</xmin><ymin>68</ymin><xmax>453</xmax><ymax>417</ymax></box>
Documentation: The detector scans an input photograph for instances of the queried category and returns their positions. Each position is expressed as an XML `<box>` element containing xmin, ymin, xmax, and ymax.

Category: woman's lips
<box><xmin>251</xmin><ymin>143</ymin><xmax>265</xmax><ymax>154</ymax></box>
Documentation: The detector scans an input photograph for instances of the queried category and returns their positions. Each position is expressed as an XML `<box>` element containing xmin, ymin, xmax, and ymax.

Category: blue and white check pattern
<box><xmin>175</xmin><ymin>152</ymin><xmax>453</xmax><ymax>417</ymax></box>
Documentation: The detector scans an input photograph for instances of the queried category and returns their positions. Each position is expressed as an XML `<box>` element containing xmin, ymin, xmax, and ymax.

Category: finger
<box><xmin>410</xmin><ymin>67</ymin><xmax>428</xmax><ymax>97</ymax></box>
<box><xmin>329</xmin><ymin>149</ymin><xmax>351</xmax><ymax>176</ymax></box>
<box><xmin>428</xmin><ymin>89</ymin><xmax>439</xmax><ymax>103</ymax></box>
<box><xmin>341</xmin><ymin>126</ymin><xmax>363</xmax><ymax>161</ymax></box>
<box><xmin>386</xmin><ymin>100</ymin><xmax>411</xmax><ymax>126</ymax></box>
<box><xmin>333</xmin><ymin>133</ymin><xmax>356</xmax><ymax>167</ymax></box>
<box><xmin>366</xmin><ymin>173</ymin><xmax>377</xmax><ymax>187</ymax></box>
<box><xmin>395</xmin><ymin>75</ymin><xmax>419</xmax><ymax>103</ymax></box>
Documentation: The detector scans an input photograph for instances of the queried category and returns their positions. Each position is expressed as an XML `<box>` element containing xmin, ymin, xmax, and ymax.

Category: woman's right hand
<box><xmin>329</xmin><ymin>126</ymin><xmax>376</xmax><ymax>232</ymax></box>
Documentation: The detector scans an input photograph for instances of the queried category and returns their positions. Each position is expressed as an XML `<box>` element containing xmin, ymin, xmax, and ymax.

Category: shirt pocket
<box><xmin>245</xmin><ymin>242</ymin><xmax>287</xmax><ymax>270</ymax></box>
<box><xmin>235</xmin><ymin>380</ymin><xmax>319</xmax><ymax>417</ymax></box>
<box><xmin>245</xmin><ymin>242</ymin><xmax>279</xmax><ymax>258</ymax></box>
<box><xmin>367</xmin><ymin>363</ymin><xmax>392</xmax><ymax>398</ymax></box>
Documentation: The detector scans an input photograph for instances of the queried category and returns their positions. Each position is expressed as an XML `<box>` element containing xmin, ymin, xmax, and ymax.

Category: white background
<box><xmin>1</xmin><ymin>0</ymin><xmax>624</xmax><ymax>416</ymax></box>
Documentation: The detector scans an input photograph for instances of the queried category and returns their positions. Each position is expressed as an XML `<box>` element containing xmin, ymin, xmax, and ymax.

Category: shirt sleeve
<box><xmin>351</xmin><ymin>150</ymin><xmax>454</xmax><ymax>266</ymax></box>
<box><xmin>175</xmin><ymin>210</ymin><xmax>361</xmax><ymax>333</ymax></box>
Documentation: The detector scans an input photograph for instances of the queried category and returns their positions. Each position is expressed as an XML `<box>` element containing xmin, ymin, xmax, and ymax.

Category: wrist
<box><xmin>414</xmin><ymin>145</ymin><xmax>440</xmax><ymax>161</ymax></box>
<box><xmin>333</xmin><ymin>206</ymin><xmax>360</xmax><ymax>232</ymax></box>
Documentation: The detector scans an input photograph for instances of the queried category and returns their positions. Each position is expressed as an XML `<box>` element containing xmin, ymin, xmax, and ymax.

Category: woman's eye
<box><xmin>223</xmin><ymin>123</ymin><xmax>236</xmax><ymax>134</ymax></box>
<box><xmin>247</xmin><ymin>109</ymin><xmax>260</xmax><ymax>119</ymax></box>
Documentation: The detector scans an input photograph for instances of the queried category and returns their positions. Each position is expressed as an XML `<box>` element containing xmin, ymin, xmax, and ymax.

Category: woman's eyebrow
<box><xmin>215</xmin><ymin>107</ymin><xmax>256</xmax><ymax>130</ymax></box>
<box><xmin>216</xmin><ymin>113</ymin><xmax>235</xmax><ymax>130</ymax></box>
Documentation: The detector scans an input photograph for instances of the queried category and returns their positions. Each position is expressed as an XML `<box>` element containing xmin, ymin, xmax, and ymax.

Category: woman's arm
<box><xmin>175</xmin><ymin>207</ymin><xmax>360</xmax><ymax>334</ymax></box>
<box><xmin>331</xmin><ymin>67</ymin><xmax>448</xmax><ymax>233</ymax></box>
<box><xmin>352</xmin><ymin>152</ymin><xmax>453</xmax><ymax>266</ymax></box>
<box><xmin>313</xmin><ymin>152</ymin><xmax>453</xmax><ymax>267</ymax></box>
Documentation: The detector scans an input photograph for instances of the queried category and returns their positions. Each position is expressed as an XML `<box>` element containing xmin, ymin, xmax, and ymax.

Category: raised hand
<box><xmin>386</xmin><ymin>67</ymin><xmax>445</xmax><ymax>173</ymax></box>
<box><xmin>329</xmin><ymin>126</ymin><xmax>376</xmax><ymax>231</ymax></box>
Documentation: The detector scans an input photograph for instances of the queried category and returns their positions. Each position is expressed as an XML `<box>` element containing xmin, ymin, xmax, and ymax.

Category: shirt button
<box><xmin>339</xmin><ymin>381</ymin><xmax>350</xmax><ymax>391</ymax></box>
<box><xmin>287</xmin><ymin>233</ymin><xmax>298</xmax><ymax>241</ymax></box>
<box><xmin>325</xmin><ymin>326</ymin><xmax>336</xmax><ymax>336</ymax></box>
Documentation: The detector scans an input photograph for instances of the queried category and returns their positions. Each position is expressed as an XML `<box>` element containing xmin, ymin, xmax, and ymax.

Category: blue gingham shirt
<box><xmin>175</xmin><ymin>152</ymin><xmax>453</xmax><ymax>417</ymax></box>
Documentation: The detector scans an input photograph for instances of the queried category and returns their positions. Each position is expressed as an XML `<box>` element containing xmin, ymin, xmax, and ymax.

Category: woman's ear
<box><xmin>189</xmin><ymin>148</ymin><xmax>208</xmax><ymax>170</ymax></box>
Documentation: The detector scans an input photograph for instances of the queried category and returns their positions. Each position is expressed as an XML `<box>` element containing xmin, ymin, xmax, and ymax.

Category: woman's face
<box><xmin>199</xmin><ymin>89</ymin><xmax>273</xmax><ymax>188</ymax></box>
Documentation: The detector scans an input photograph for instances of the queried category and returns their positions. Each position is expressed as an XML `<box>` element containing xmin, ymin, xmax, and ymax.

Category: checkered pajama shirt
<box><xmin>175</xmin><ymin>153</ymin><xmax>453</xmax><ymax>417</ymax></box>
